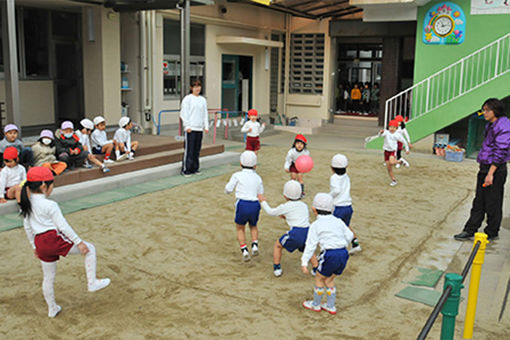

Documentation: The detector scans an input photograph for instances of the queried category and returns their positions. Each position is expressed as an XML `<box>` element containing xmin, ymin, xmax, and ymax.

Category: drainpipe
<box><xmin>283</xmin><ymin>13</ymin><xmax>291</xmax><ymax>126</ymax></box>
<box><xmin>139</xmin><ymin>11</ymin><xmax>149</xmax><ymax>130</ymax></box>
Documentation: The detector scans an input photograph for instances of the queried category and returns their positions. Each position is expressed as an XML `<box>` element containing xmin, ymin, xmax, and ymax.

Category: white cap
<box><xmin>331</xmin><ymin>154</ymin><xmax>348</xmax><ymax>168</ymax></box>
<box><xmin>119</xmin><ymin>117</ymin><xmax>131</xmax><ymax>128</ymax></box>
<box><xmin>312</xmin><ymin>193</ymin><xmax>334</xmax><ymax>212</ymax></box>
<box><xmin>240</xmin><ymin>151</ymin><xmax>257</xmax><ymax>167</ymax></box>
<box><xmin>80</xmin><ymin>118</ymin><xmax>94</xmax><ymax>130</ymax></box>
<box><xmin>93</xmin><ymin>116</ymin><xmax>105</xmax><ymax>126</ymax></box>
<box><xmin>283</xmin><ymin>180</ymin><xmax>302</xmax><ymax>200</ymax></box>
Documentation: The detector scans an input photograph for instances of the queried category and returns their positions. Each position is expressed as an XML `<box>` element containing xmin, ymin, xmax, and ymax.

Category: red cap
<box><xmin>295</xmin><ymin>134</ymin><xmax>307</xmax><ymax>144</ymax></box>
<box><xmin>248</xmin><ymin>109</ymin><xmax>258</xmax><ymax>117</ymax></box>
<box><xmin>27</xmin><ymin>167</ymin><xmax>54</xmax><ymax>182</ymax></box>
<box><xmin>3</xmin><ymin>147</ymin><xmax>18</xmax><ymax>160</ymax></box>
<box><xmin>395</xmin><ymin>115</ymin><xmax>404</xmax><ymax>122</ymax></box>
<box><xmin>388</xmin><ymin>120</ymin><xmax>399</xmax><ymax>127</ymax></box>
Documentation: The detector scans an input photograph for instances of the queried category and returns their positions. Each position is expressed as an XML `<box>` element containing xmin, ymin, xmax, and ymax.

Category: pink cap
<box><xmin>39</xmin><ymin>129</ymin><xmax>54</xmax><ymax>140</ymax></box>
<box><xmin>61</xmin><ymin>121</ymin><xmax>74</xmax><ymax>130</ymax></box>
<box><xmin>4</xmin><ymin>124</ymin><xmax>18</xmax><ymax>134</ymax></box>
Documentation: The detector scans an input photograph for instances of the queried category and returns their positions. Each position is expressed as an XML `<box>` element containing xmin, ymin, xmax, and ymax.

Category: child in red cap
<box><xmin>379</xmin><ymin>120</ymin><xmax>409</xmax><ymax>186</ymax></box>
<box><xmin>241</xmin><ymin>109</ymin><xmax>265</xmax><ymax>154</ymax></box>
<box><xmin>284</xmin><ymin>134</ymin><xmax>310</xmax><ymax>195</ymax></box>
<box><xmin>0</xmin><ymin>147</ymin><xmax>26</xmax><ymax>203</ymax></box>
<box><xmin>394</xmin><ymin>115</ymin><xmax>412</xmax><ymax>168</ymax></box>
<box><xmin>20</xmin><ymin>167</ymin><xmax>110</xmax><ymax>317</ymax></box>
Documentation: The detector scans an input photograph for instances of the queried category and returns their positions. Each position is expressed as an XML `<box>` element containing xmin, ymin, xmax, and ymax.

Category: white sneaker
<box><xmin>390</xmin><ymin>180</ymin><xmax>398</xmax><ymax>186</ymax></box>
<box><xmin>242</xmin><ymin>249</ymin><xmax>251</xmax><ymax>262</ymax></box>
<box><xmin>273</xmin><ymin>268</ymin><xmax>282</xmax><ymax>277</ymax></box>
<box><xmin>302</xmin><ymin>300</ymin><xmax>321</xmax><ymax>312</ymax></box>
<box><xmin>128</xmin><ymin>152</ymin><xmax>135</xmax><ymax>160</ymax></box>
<box><xmin>103</xmin><ymin>159</ymin><xmax>115</xmax><ymax>164</ymax></box>
<box><xmin>320</xmin><ymin>303</ymin><xmax>337</xmax><ymax>315</ymax></box>
<box><xmin>88</xmin><ymin>278</ymin><xmax>111</xmax><ymax>292</ymax></box>
<box><xmin>117</xmin><ymin>153</ymin><xmax>128</xmax><ymax>162</ymax></box>
<box><xmin>401</xmin><ymin>158</ymin><xmax>410</xmax><ymax>168</ymax></box>
<box><xmin>395</xmin><ymin>163</ymin><xmax>401</xmax><ymax>169</ymax></box>
<box><xmin>251</xmin><ymin>244</ymin><xmax>259</xmax><ymax>256</ymax></box>
<box><xmin>101</xmin><ymin>165</ymin><xmax>110</xmax><ymax>173</ymax></box>
<box><xmin>82</xmin><ymin>162</ymin><xmax>93</xmax><ymax>169</ymax></box>
<box><xmin>48</xmin><ymin>305</ymin><xmax>62</xmax><ymax>318</ymax></box>
<box><xmin>349</xmin><ymin>244</ymin><xmax>362</xmax><ymax>254</ymax></box>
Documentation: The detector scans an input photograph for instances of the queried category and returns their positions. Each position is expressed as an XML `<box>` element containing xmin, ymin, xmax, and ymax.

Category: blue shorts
<box><xmin>279</xmin><ymin>227</ymin><xmax>309</xmax><ymax>253</ymax></box>
<box><xmin>92</xmin><ymin>146</ymin><xmax>103</xmax><ymax>154</ymax></box>
<box><xmin>235</xmin><ymin>200</ymin><xmax>261</xmax><ymax>226</ymax></box>
<box><xmin>317</xmin><ymin>248</ymin><xmax>349</xmax><ymax>277</ymax></box>
<box><xmin>333</xmin><ymin>205</ymin><xmax>353</xmax><ymax>226</ymax></box>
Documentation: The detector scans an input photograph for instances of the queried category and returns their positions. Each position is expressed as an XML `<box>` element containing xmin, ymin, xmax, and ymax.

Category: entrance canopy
<box><xmin>216</xmin><ymin>36</ymin><xmax>283</xmax><ymax>48</ymax></box>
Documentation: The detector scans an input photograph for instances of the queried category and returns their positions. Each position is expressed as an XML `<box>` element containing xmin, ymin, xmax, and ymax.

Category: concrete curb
<box><xmin>0</xmin><ymin>151</ymin><xmax>239</xmax><ymax>215</ymax></box>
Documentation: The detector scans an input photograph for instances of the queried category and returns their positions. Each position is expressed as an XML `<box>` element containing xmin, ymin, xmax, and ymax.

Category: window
<box><xmin>163</xmin><ymin>19</ymin><xmax>205</xmax><ymax>98</ymax></box>
<box><xmin>289</xmin><ymin>33</ymin><xmax>324</xmax><ymax>94</ymax></box>
<box><xmin>23</xmin><ymin>8</ymin><xmax>49</xmax><ymax>77</ymax></box>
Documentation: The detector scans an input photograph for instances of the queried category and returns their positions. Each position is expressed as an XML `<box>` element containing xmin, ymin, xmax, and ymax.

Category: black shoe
<box><xmin>454</xmin><ymin>231</ymin><xmax>474</xmax><ymax>241</ymax></box>
<box><xmin>487</xmin><ymin>235</ymin><xmax>499</xmax><ymax>241</ymax></box>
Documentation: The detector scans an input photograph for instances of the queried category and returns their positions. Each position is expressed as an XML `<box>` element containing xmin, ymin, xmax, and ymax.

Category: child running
<box><xmin>301</xmin><ymin>193</ymin><xmax>353</xmax><ymax>315</ymax></box>
<box><xmin>241</xmin><ymin>109</ymin><xmax>265</xmax><ymax>154</ymax></box>
<box><xmin>258</xmin><ymin>180</ymin><xmax>318</xmax><ymax>277</ymax></box>
<box><xmin>21</xmin><ymin>167</ymin><xmax>110</xmax><ymax>318</ymax></box>
<box><xmin>394</xmin><ymin>115</ymin><xmax>412</xmax><ymax>169</ymax></box>
<box><xmin>379</xmin><ymin>120</ymin><xmax>409</xmax><ymax>186</ymax></box>
<box><xmin>284</xmin><ymin>134</ymin><xmax>309</xmax><ymax>195</ymax></box>
<box><xmin>225</xmin><ymin>151</ymin><xmax>264</xmax><ymax>262</ymax></box>
<box><xmin>329</xmin><ymin>154</ymin><xmax>361</xmax><ymax>254</ymax></box>
<box><xmin>76</xmin><ymin>119</ymin><xmax>110</xmax><ymax>172</ymax></box>
<box><xmin>0</xmin><ymin>147</ymin><xmax>26</xmax><ymax>203</ymax></box>
<box><xmin>114</xmin><ymin>117</ymin><xmax>139</xmax><ymax>161</ymax></box>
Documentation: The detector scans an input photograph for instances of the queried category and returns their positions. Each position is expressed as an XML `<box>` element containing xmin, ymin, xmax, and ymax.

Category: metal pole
<box><xmin>440</xmin><ymin>273</ymin><xmax>464</xmax><ymax>340</ymax></box>
<box><xmin>179</xmin><ymin>0</ymin><xmax>190</xmax><ymax>136</ymax></box>
<box><xmin>1</xmin><ymin>0</ymin><xmax>21</xmax><ymax>134</ymax></box>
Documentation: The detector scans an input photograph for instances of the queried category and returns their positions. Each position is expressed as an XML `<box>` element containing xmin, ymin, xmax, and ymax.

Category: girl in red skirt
<box><xmin>241</xmin><ymin>109</ymin><xmax>265</xmax><ymax>154</ymax></box>
<box><xmin>284</xmin><ymin>134</ymin><xmax>310</xmax><ymax>195</ymax></box>
<box><xmin>20</xmin><ymin>167</ymin><xmax>110</xmax><ymax>317</ymax></box>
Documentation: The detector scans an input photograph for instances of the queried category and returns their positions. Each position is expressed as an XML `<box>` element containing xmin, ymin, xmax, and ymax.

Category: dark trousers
<box><xmin>182</xmin><ymin>130</ymin><xmax>203</xmax><ymax>175</ymax></box>
<box><xmin>464</xmin><ymin>164</ymin><xmax>507</xmax><ymax>237</ymax></box>
<box><xmin>58</xmin><ymin>150</ymin><xmax>88</xmax><ymax>169</ymax></box>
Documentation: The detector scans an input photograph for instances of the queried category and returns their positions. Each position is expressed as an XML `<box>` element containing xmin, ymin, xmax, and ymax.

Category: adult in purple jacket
<box><xmin>455</xmin><ymin>98</ymin><xmax>510</xmax><ymax>241</ymax></box>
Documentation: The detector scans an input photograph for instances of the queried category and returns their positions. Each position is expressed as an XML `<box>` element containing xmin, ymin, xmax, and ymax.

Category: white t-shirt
<box><xmin>114</xmin><ymin>128</ymin><xmax>132</xmax><ymax>152</ymax></box>
<box><xmin>329</xmin><ymin>173</ymin><xmax>352</xmax><ymax>207</ymax></box>
<box><xmin>284</xmin><ymin>148</ymin><xmax>310</xmax><ymax>170</ymax></box>
<box><xmin>260</xmin><ymin>200</ymin><xmax>310</xmax><ymax>228</ymax></box>
<box><xmin>241</xmin><ymin>121</ymin><xmax>265</xmax><ymax>137</ymax></box>
<box><xmin>0</xmin><ymin>164</ymin><xmax>26</xmax><ymax>198</ymax></box>
<box><xmin>224</xmin><ymin>169</ymin><xmax>264</xmax><ymax>201</ymax></box>
<box><xmin>91</xmin><ymin>129</ymin><xmax>112</xmax><ymax>149</ymax></box>
<box><xmin>75</xmin><ymin>130</ymin><xmax>91</xmax><ymax>151</ymax></box>
<box><xmin>380</xmin><ymin>130</ymin><xmax>409</xmax><ymax>152</ymax></box>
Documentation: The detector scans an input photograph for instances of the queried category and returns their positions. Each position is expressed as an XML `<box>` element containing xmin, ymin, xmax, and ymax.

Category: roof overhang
<box><xmin>216</xmin><ymin>35</ymin><xmax>283</xmax><ymax>48</ymax></box>
<box><xmin>350</xmin><ymin>0</ymin><xmax>431</xmax><ymax>22</ymax></box>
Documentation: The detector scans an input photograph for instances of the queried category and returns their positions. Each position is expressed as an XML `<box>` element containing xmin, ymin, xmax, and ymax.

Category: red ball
<box><xmin>295</xmin><ymin>155</ymin><xmax>314</xmax><ymax>173</ymax></box>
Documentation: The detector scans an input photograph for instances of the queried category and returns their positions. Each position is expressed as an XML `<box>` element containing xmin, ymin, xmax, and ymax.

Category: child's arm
<box><xmin>224</xmin><ymin>173</ymin><xmax>238</xmax><ymax>194</ymax></box>
<box><xmin>23</xmin><ymin>219</ymin><xmax>36</xmax><ymax>249</ymax></box>
<box><xmin>397</xmin><ymin>133</ymin><xmax>410</xmax><ymax>153</ymax></box>
<box><xmin>49</xmin><ymin>201</ymin><xmax>83</xmax><ymax>246</ymax></box>
<box><xmin>329</xmin><ymin>176</ymin><xmax>341</xmax><ymax>198</ymax></box>
<box><xmin>0</xmin><ymin>170</ymin><xmax>6</xmax><ymax>202</ymax></box>
<box><xmin>20</xmin><ymin>166</ymin><xmax>27</xmax><ymax>182</ymax></box>
<box><xmin>402</xmin><ymin>128</ymin><xmax>412</xmax><ymax>148</ymax></box>
<box><xmin>284</xmin><ymin>150</ymin><xmax>293</xmax><ymax>171</ymax></box>
<box><xmin>301</xmin><ymin>225</ymin><xmax>319</xmax><ymax>274</ymax></box>
<box><xmin>240</xmin><ymin>121</ymin><xmax>251</xmax><ymax>133</ymax></box>
<box><xmin>260</xmin><ymin>201</ymin><xmax>286</xmax><ymax>216</ymax></box>
<box><xmin>202</xmin><ymin>99</ymin><xmax>209</xmax><ymax>132</ymax></box>
<box><xmin>180</xmin><ymin>96</ymin><xmax>191</xmax><ymax>131</ymax></box>
<box><xmin>259</xmin><ymin>122</ymin><xmax>265</xmax><ymax>134</ymax></box>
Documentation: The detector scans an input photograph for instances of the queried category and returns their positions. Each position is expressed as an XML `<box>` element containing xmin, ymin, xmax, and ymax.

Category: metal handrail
<box><xmin>384</xmin><ymin>32</ymin><xmax>510</xmax><ymax>128</ymax></box>
<box><xmin>416</xmin><ymin>240</ymin><xmax>481</xmax><ymax>340</ymax></box>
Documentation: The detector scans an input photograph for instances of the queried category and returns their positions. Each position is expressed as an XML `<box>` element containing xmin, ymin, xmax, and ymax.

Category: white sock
<box><xmin>115</xmin><ymin>150</ymin><xmax>121</xmax><ymax>159</ymax></box>
<box><xmin>40</xmin><ymin>261</ymin><xmax>60</xmax><ymax>317</ymax></box>
<box><xmin>69</xmin><ymin>241</ymin><xmax>97</xmax><ymax>286</ymax></box>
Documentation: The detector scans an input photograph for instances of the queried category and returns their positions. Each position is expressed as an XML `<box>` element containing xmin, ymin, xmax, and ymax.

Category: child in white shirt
<box><xmin>379</xmin><ymin>120</ymin><xmax>409</xmax><ymax>186</ymax></box>
<box><xmin>91</xmin><ymin>116</ymin><xmax>115</xmax><ymax>164</ymax></box>
<box><xmin>0</xmin><ymin>147</ymin><xmax>26</xmax><ymax>203</ymax></box>
<box><xmin>301</xmin><ymin>193</ymin><xmax>353</xmax><ymax>315</ymax></box>
<box><xmin>76</xmin><ymin>119</ymin><xmax>110</xmax><ymax>172</ymax></box>
<box><xmin>113</xmin><ymin>117</ymin><xmax>139</xmax><ymax>161</ymax></box>
<box><xmin>258</xmin><ymin>180</ymin><xmax>318</xmax><ymax>277</ymax></box>
<box><xmin>241</xmin><ymin>108</ymin><xmax>265</xmax><ymax>153</ymax></box>
<box><xmin>395</xmin><ymin>115</ymin><xmax>413</xmax><ymax>168</ymax></box>
<box><xmin>225</xmin><ymin>151</ymin><xmax>264</xmax><ymax>262</ymax></box>
<box><xmin>20</xmin><ymin>167</ymin><xmax>110</xmax><ymax>317</ymax></box>
<box><xmin>284</xmin><ymin>134</ymin><xmax>310</xmax><ymax>195</ymax></box>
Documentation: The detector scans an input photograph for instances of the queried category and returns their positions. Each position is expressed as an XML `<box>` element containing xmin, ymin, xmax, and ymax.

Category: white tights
<box><xmin>40</xmin><ymin>241</ymin><xmax>97</xmax><ymax>317</ymax></box>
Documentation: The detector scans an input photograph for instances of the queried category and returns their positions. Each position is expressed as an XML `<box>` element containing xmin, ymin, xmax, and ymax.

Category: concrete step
<box><xmin>54</xmin><ymin>144</ymin><xmax>224</xmax><ymax>186</ymax></box>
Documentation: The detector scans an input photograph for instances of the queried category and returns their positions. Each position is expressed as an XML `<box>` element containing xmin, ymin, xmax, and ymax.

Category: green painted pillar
<box><xmin>441</xmin><ymin>273</ymin><xmax>464</xmax><ymax>340</ymax></box>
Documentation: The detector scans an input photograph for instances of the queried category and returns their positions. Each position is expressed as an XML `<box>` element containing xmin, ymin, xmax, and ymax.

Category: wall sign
<box><xmin>423</xmin><ymin>2</ymin><xmax>466</xmax><ymax>45</ymax></box>
<box><xmin>471</xmin><ymin>0</ymin><xmax>510</xmax><ymax>14</ymax></box>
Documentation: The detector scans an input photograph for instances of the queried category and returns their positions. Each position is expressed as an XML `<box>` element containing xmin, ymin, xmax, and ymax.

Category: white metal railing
<box><xmin>384</xmin><ymin>33</ymin><xmax>510</xmax><ymax>127</ymax></box>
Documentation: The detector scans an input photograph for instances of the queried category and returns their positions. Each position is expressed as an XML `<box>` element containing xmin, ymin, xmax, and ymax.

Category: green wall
<box><xmin>414</xmin><ymin>0</ymin><xmax>510</xmax><ymax>82</ymax></box>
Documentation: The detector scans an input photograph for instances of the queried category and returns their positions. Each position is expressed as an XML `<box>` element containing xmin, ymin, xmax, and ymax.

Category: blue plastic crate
<box><xmin>445</xmin><ymin>149</ymin><xmax>464</xmax><ymax>162</ymax></box>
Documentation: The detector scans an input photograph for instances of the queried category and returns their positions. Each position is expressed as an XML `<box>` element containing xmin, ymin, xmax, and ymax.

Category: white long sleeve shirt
<box><xmin>301</xmin><ymin>215</ymin><xmax>354</xmax><ymax>267</ymax></box>
<box><xmin>113</xmin><ymin>128</ymin><xmax>132</xmax><ymax>152</ymax></box>
<box><xmin>224</xmin><ymin>169</ymin><xmax>264</xmax><ymax>201</ymax></box>
<box><xmin>180</xmin><ymin>94</ymin><xmax>208</xmax><ymax>132</ymax></box>
<box><xmin>284</xmin><ymin>148</ymin><xmax>310</xmax><ymax>170</ymax></box>
<box><xmin>397</xmin><ymin>126</ymin><xmax>411</xmax><ymax>144</ymax></box>
<box><xmin>380</xmin><ymin>130</ymin><xmax>409</xmax><ymax>152</ymax></box>
<box><xmin>75</xmin><ymin>130</ymin><xmax>91</xmax><ymax>151</ymax></box>
<box><xmin>0</xmin><ymin>164</ymin><xmax>26</xmax><ymax>198</ymax></box>
<box><xmin>91</xmin><ymin>129</ymin><xmax>112</xmax><ymax>149</ymax></box>
<box><xmin>23</xmin><ymin>194</ymin><xmax>82</xmax><ymax>249</ymax></box>
<box><xmin>329</xmin><ymin>173</ymin><xmax>352</xmax><ymax>207</ymax></box>
<box><xmin>241</xmin><ymin>121</ymin><xmax>265</xmax><ymax>137</ymax></box>
<box><xmin>261</xmin><ymin>200</ymin><xmax>310</xmax><ymax>228</ymax></box>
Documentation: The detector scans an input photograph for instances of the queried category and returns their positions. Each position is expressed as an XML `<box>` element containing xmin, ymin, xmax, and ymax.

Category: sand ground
<box><xmin>1</xmin><ymin>142</ymin><xmax>509</xmax><ymax>339</ymax></box>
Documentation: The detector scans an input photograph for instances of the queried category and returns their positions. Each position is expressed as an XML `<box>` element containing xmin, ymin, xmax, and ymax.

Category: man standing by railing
<box><xmin>454</xmin><ymin>98</ymin><xmax>510</xmax><ymax>241</ymax></box>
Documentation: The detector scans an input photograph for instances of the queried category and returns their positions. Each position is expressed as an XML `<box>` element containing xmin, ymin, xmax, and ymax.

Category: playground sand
<box><xmin>1</xmin><ymin>146</ymin><xmax>509</xmax><ymax>339</ymax></box>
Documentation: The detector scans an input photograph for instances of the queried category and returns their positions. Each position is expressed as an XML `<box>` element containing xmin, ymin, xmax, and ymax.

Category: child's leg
<box><xmin>313</xmin><ymin>274</ymin><xmax>326</xmax><ymax>305</ymax></box>
<box><xmin>102</xmin><ymin>143</ymin><xmax>114</xmax><ymax>161</ymax></box>
<box><xmin>310</xmin><ymin>254</ymin><xmax>318</xmax><ymax>269</ymax></box>
<box><xmin>236</xmin><ymin>224</ymin><xmax>247</xmax><ymax>247</ymax></box>
<box><xmin>273</xmin><ymin>239</ymin><xmax>283</xmax><ymax>265</ymax></box>
<box><xmin>88</xmin><ymin>153</ymin><xmax>103</xmax><ymax>167</ymax></box>
<box><xmin>68</xmin><ymin>241</ymin><xmax>110</xmax><ymax>292</ymax></box>
<box><xmin>131</xmin><ymin>141</ymin><xmax>139</xmax><ymax>152</ymax></box>
<box><xmin>324</xmin><ymin>275</ymin><xmax>337</xmax><ymax>309</ymax></box>
<box><xmin>386</xmin><ymin>159</ymin><xmax>396</xmax><ymax>181</ymax></box>
<box><xmin>40</xmin><ymin>260</ymin><xmax>61</xmax><ymax>317</ymax></box>
<box><xmin>6</xmin><ymin>186</ymin><xmax>17</xmax><ymax>200</ymax></box>
<box><xmin>249</xmin><ymin>225</ymin><xmax>258</xmax><ymax>244</ymax></box>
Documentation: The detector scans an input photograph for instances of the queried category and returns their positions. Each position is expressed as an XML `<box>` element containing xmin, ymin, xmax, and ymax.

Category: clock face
<box><xmin>433</xmin><ymin>15</ymin><xmax>454</xmax><ymax>37</ymax></box>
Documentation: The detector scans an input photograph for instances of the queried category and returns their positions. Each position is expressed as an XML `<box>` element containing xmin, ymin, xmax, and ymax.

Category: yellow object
<box><xmin>251</xmin><ymin>0</ymin><xmax>271</xmax><ymax>5</ymax></box>
<box><xmin>463</xmin><ymin>232</ymin><xmax>489</xmax><ymax>339</ymax></box>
